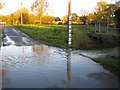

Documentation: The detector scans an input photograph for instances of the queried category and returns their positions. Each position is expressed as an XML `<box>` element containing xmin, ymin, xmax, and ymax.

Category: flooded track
<box><xmin>1</xmin><ymin>45</ymin><xmax>118</xmax><ymax>88</ymax></box>
<box><xmin>0</xmin><ymin>26</ymin><xmax>119</xmax><ymax>88</ymax></box>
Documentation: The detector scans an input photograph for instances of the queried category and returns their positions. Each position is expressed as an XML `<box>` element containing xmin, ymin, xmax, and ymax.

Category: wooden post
<box><xmin>95</xmin><ymin>23</ymin><xmax>96</xmax><ymax>33</ymax></box>
<box><xmin>68</xmin><ymin>0</ymin><xmax>72</xmax><ymax>45</ymax></box>
<box><xmin>107</xmin><ymin>22</ymin><xmax>109</xmax><ymax>34</ymax></box>
<box><xmin>98</xmin><ymin>23</ymin><xmax>101</xmax><ymax>33</ymax></box>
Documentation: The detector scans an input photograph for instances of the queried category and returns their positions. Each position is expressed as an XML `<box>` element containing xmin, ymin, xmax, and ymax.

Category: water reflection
<box><xmin>32</xmin><ymin>45</ymin><xmax>48</xmax><ymax>53</ymax></box>
<box><xmin>87</xmin><ymin>72</ymin><xmax>118</xmax><ymax>87</ymax></box>
<box><xmin>1</xmin><ymin>45</ymin><xmax>119</xmax><ymax>88</ymax></box>
<box><xmin>2</xmin><ymin>45</ymin><xmax>50</xmax><ymax>68</ymax></box>
<box><xmin>66</xmin><ymin>49</ymin><xmax>71</xmax><ymax>81</ymax></box>
<box><xmin>21</xmin><ymin>46</ymin><xmax>26</xmax><ymax>54</ymax></box>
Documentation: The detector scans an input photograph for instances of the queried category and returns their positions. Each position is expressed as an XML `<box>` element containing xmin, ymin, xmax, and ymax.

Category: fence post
<box><xmin>95</xmin><ymin>23</ymin><xmax>97</xmax><ymax>33</ymax></box>
<box><xmin>114</xmin><ymin>22</ymin><xmax>116</xmax><ymax>35</ymax></box>
<box><xmin>107</xmin><ymin>22</ymin><xmax>109</xmax><ymax>34</ymax></box>
<box><xmin>98</xmin><ymin>23</ymin><xmax>101</xmax><ymax>33</ymax></box>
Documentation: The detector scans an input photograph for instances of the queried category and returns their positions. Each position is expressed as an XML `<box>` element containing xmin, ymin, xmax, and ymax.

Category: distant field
<box><xmin>15</xmin><ymin>24</ymin><xmax>118</xmax><ymax>49</ymax></box>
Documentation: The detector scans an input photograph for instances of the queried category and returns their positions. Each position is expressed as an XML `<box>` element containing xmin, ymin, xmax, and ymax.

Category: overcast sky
<box><xmin>0</xmin><ymin>0</ymin><xmax>118</xmax><ymax>18</ymax></box>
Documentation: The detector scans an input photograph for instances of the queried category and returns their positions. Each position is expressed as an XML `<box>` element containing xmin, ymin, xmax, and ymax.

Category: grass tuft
<box><xmin>93</xmin><ymin>57</ymin><xmax>120</xmax><ymax>76</ymax></box>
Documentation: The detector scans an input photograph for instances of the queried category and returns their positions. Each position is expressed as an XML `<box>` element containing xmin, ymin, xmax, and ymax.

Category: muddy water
<box><xmin>1</xmin><ymin>45</ymin><xmax>118</xmax><ymax>88</ymax></box>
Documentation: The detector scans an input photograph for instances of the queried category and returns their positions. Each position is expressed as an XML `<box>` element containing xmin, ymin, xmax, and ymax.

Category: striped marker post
<box><xmin>68</xmin><ymin>0</ymin><xmax>72</xmax><ymax>45</ymax></box>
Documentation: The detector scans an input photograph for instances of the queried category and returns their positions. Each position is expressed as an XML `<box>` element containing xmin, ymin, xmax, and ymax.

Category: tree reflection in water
<box><xmin>32</xmin><ymin>45</ymin><xmax>48</xmax><ymax>53</ymax></box>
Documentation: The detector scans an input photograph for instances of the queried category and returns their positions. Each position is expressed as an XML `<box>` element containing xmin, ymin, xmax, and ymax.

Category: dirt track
<box><xmin>2</xmin><ymin>26</ymin><xmax>43</xmax><ymax>46</ymax></box>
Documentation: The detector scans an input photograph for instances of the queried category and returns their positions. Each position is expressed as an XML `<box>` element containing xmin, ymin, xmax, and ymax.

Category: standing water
<box><xmin>1</xmin><ymin>45</ymin><xmax>118</xmax><ymax>88</ymax></box>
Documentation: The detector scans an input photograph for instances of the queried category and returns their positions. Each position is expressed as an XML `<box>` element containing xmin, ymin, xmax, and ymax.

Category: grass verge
<box><xmin>93</xmin><ymin>57</ymin><xmax>120</xmax><ymax>76</ymax></box>
<box><xmin>15</xmin><ymin>24</ymin><xmax>119</xmax><ymax>49</ymax></box>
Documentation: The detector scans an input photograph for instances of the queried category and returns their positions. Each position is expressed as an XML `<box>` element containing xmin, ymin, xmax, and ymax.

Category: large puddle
<box><xmin>1</xmin><ymin>45</ymin><xmax>118</xmax><ymax>88</ymax></box>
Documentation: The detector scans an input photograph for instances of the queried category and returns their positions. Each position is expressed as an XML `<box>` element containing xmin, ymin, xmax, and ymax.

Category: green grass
<box><xmin>15</xmin><ymin>24</ymin><xmax>119</xmax><ymax>49</ymax></box>
<box><xmin>93</xmin><ymin>57</ymin><xmax>120</xmax><ymax>76</ymax></box>
<box><xmin>15</xmin><ymin>24</ymin><xmax>68</xmax><ymax>48</ymax></box>
<box><xmin>15</xmin><ymin>24</ymin><xmax>96</xmax><ymax>49</ymax></box>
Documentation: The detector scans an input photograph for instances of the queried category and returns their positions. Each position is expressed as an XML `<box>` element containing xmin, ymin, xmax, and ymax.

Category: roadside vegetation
<box><xmin>15</xmin><ymin>24</ymin><xmax>93</xmax><ymax>49</ymax></box>
<box><xmin>15</xmin><ymin>24</ymin><xmax>119</xmax><ymax>49</ymax></box>
<box><xmin>93</xmin><ymin>56</ymin><xmax>120</xmax><ymax>76</ymax></box>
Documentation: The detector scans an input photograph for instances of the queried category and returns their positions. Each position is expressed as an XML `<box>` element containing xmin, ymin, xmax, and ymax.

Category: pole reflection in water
<box><xmin>1</xmin><ymin>45</ymin><xmax>118</xmax><ymax>88</ymax></box>
<box><xmin>66</xmin><ymin>49</ymin><xmax>71</xmax><ymax>81</ymax></box>
<box><xmin>21</xmin><ymin>46</ymin><xmax>25</xmax><ymax>54</ymax></box>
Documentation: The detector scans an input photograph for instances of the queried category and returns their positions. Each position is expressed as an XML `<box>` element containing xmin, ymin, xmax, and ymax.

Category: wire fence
<box><xmin>89</xmin><ymin>21</ymin><xmax>120</xmax><ymax>35</ymax></box>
